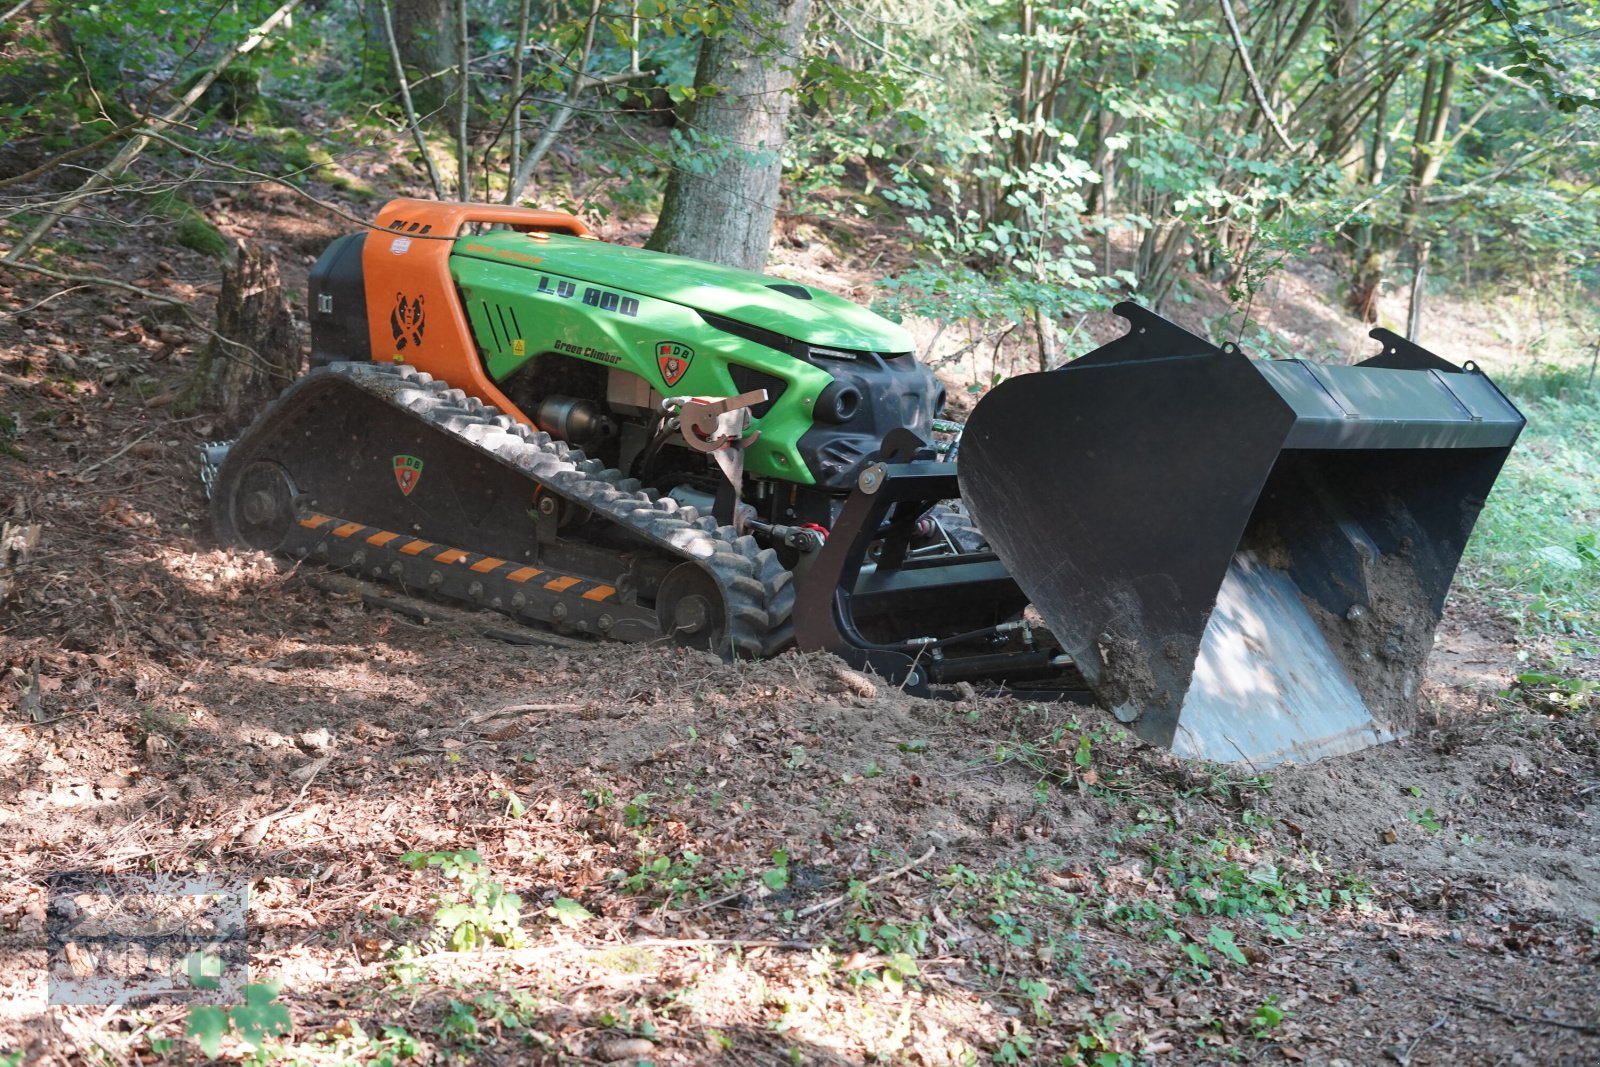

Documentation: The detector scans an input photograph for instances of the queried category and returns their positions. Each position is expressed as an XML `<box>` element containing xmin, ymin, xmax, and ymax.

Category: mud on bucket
<box><xmin>957</xmin><ymin>302</ymin><xmax>1525</xmax><ymax>767</ymax></box>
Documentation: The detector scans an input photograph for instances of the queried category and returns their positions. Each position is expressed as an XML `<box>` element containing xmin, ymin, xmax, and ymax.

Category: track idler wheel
<box><xmin>657</xmin><ymin>563</ymin><xmax>727</xmax><ymax>652</ymax></box>
<box><xmin>216</xmin><ymin>461</ymin><xmax>298</xmax><ymax>551</ymax></box>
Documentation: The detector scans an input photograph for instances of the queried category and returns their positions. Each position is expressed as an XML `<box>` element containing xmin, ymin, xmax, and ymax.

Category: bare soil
<box><xmin>1</xmin><ymin>183</ymin><xmax>1597</xmax><ymax>1067</ymax></box>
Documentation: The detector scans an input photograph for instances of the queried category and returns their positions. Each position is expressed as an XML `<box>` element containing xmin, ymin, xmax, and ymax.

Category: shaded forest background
<box><xmin>0</xmin><ymin>0</ymin><xmax>1596</xmax><ymax>365</ymax></box>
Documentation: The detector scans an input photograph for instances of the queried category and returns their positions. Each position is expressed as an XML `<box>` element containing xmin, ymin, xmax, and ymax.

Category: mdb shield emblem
<box><xmin>393</xmin><ymin>455</ymin><xmax>424</xmax><ymax>496</ymax></box>
<box><xmin>656</xmin><ymin>341</ymin><xmax>693</xmax><ymax>388</ymax></box>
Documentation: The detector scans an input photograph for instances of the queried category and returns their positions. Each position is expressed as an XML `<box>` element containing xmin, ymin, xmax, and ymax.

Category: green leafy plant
<box><xmin>1504</xmin><ymin>671</ymin><xmax>1600</xmax><ymax>713</ymax></box>
<box><xmin>623</xmin><ymin>792</ymin><xmax>654</xmax><ymax>827</ymax></box>
<box><xmin>615</xmin><ymin>849</ymin><xmax>709</xmax><ymax>904</ymax></box>
<box><xmin>1065</xmin><ymin>1010</ymin><xmax>1135</xmax><ymax>1067</ymax></box>
<box><xmin>547</xmin><ymin>897</ymin><xmax>594</xmax><ymax>928</ymax></box>
<box><xmin>1407</xmin><ymin>808</ymin><xmax>1444</xmax><ymax>833</ymax></box>
<box><xmin>186</xmin><ymin>981</ymin><xmax>291</xmax><ymax>1058</ymax></box>
<box><xmin>761</xmin><ymin>848</ymin><xmax>791</xmax><ymax>891</ymax></box>
<box><xmin>489</xmin><ymin>787</ymin><xmax>527</xmax><ymax>819</ymax></box>
<box><xmin>992</xmin><ymin>1026</ymin><xmax>1034</xmax><ymax>1064</ymax></box>
<box><xmin>398</xmin><ymin>849</ymin><xmax>525</xmax><ymax>952</ymax></box>
<box><xmin>1015</xmin><ymin>976</ymin><xmax>1053</xmax><ymax>1024</ymax></box>
<box><xmin>0</xmin><ymin>413</ymin><xmax>22</xmax><ymax>461</ymax></box>
<box><xmin>1206</xmin><ymin>925</ymin><xmax>1248</xmax><ymax>966</ymax></box>
<box><xmin>1465</xmin><ymin>373</ymin><xmax>1598</xmax><ymax>640</ymax></box>
<box><xmin>1251</xmin><ymin>995</ymin><xmax>1287</xmax><ymax>1037</ymax></box>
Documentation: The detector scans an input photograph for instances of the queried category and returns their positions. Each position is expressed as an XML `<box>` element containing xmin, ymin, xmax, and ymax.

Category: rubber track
<box><xmin>308</xmin><ymin>362</ymin><xmax>793</xmax><ymax>658</ymax></box>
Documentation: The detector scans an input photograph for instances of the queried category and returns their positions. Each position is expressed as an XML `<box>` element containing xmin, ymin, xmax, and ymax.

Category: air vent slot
<box><xmin>729</xmin><ymin>364</ymin><xmax>787</xmax><ymax>418</ymax></box>
<box><xmin>698</xmin><ymin>310</ymin><xmax>799</xmax><ymax>356</ymax></box>
<box><xmin>766</xmin><ymin>282</ymin><xmax>813</xmax><ymax>300</ymax></box>
<box><xmin>479</xmin><ymin>302</ymin><xmax>522</xmax><ymax>355</ymax></box>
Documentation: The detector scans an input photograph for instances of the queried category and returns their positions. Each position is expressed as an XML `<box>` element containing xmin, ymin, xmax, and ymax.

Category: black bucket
<box><xmin>957</xmin><ymin>303</ymin><xmax>1525</xmax><ymax>765</ymax></box>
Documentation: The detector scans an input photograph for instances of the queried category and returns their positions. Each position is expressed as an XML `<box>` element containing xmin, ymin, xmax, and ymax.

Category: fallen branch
<box><xmin>0</xmin><ymin>259</ymin><xmax>271</xmax><ymax>374</ymax></box>
<box><xmin>137</xmin><ymin>128</ymin><xmax>419</xmax><ymax>236</ymax></box>
<box><xmin>604</xmin><ymin>937</ymin><xmax>818</xmax><ymax>950</ymax></box>
<box><xmin>1442</xmin><ymin>994</ymin><xmax>1600</xmax><ymax>1034</ymax></box>
<box><xmin>237</xmin><ymin>754</ymin><xmax>330</xmax><ymax>847</ymax></box>
<box><xmin>486</xmin><ymin>702</ymin><xmax>582</xmax><ymax>716</ymax></box>
<box><xmin>794</xmin><ymin>846</ymin><xmax>936</xmax><ymax>920</ymax></box>
<box><xmin>77</xmin><ymin>431</ymin><xmax>155</xmax><ymax>478</ymax></box>
<box><xmin>0</xmin><ymin>0</ymin><xmax>32</xmax><ymax>29</ymax></box>
<box><xmin>0</xmin><ymin>120</ymin><xmax>144</xmax><ymax>191</ymax></box>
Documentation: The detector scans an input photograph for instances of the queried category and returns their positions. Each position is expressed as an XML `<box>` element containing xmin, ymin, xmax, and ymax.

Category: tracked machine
<box><xmin>210</xmin><ymin>199</ymin><xmax>1525</xmax><ymax>766</ymax></box>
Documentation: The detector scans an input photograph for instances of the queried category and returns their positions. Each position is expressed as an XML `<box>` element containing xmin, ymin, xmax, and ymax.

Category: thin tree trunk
<box><xmin>1401</xmin><ymin>57</ymin><xmax>1455</xmax><ymax>339</ymax></box>
<box><xmin>508</xmin><ymin>0</ymin><xmax>531</xmax><ymax>182</ymax></box>
<box><xmin>0</xmin><ymin>0</ymin><xmax>33</xmax><ymax>29</ymax></box>
<box><xmin>1406</xmin><ymin>239</ymin><xmax>1431</xmax><ymax>341</ymax></box>
<box><xmin>456</xmin><ymin>0</ymin><xmax>469</xmax><ymax>200</ymax></box>
<box><xmin>372</xmin><ymin>0</ymin><xmax>455</xmax><ymax>113</ymax></box>
<box><xmin>380</xmin><ymin>0</ymin><xmax>447</xmax><ymax>199</ymax></box>
<box><xmin>1218</xmin><ymin>0</ymin><xmax>1299</xmax><ymax>153</ymax></box>
<box><xmin>645</xmin><ymin>0</ymin><xmax>813</xmax><ymax>270</ymax></box>
<box><xmin>505</xmin><ymin>0</ymin><xmax>602</xmax><ymax>204</ymax></box>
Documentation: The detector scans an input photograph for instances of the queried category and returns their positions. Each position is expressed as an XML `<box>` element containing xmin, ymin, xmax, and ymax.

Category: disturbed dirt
<box><xmin>1</xmin><ymin>186</ymin><xmax>1597</xmax><ymax>1066</ymax></box>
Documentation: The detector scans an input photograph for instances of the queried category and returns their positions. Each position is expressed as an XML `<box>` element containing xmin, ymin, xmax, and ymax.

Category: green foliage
<box><xmin>623</xmin><ymin>791</ymin><xmax>654</xmax><ymax>827</ymax></box>
<box><xmin>1407</xmin><ymin>808</ymin><xmax>1444</xmax><ymax>833</ymax></box>
<box><xmin>1205</xmin><ymin>925</ymin><xmax>1247</xmax><ymax>966</ymax></box>
<box><xmin>547</xmin><ymin>897</ymin><xmax>595</xmax><ymax>928</ymax></box>
<box><xmin>0</xmin><ymin>0</ymin><xmax>322</xmax><ymax>132</ymax></box>
<box><xmin>1463</xmin><ymin>370</ymin><xmax>1599</xmax><ymax>641</ymax></box>
<box><xmin>178</xmin><ymin>65</ymin><xmax>264</xmax><ymax>123</ymax></box>
<box><xmin>1504</xmin><ymin>672</ymin><xmax>1600</xmax><ymax>714</ymax></box>
<box><xmin>1108</xmin><ymin>826</ymin><xmax>1370</xmax><ymax>984</ymax></box>
<box><xmin>614</xmin><ymin>848</ymin><xmax>714</xmax><ymax>904</ymax></box>
<box><xmin>877</xmin><ymin>142</ymin><xmax>1121</xmax><ymax>351</ymax></box>
<box><xmin>1251</xmin><ymin>995</ymin><xmax>1287</xmax><ymax>1037</ymax></box>
<box><xmin>186</xmin><ymin>981</ymin><xmax>291</xmax><ymax>1058</ymax></box>
<box><xmin>398</xmin><ymin>849</ymin><xmax>526</xmax><ymax>952</ymax></box>
<box><xmin>1481</xmin><ymin>0</ymin><xmax>1600</xmax><ymax>113</ymax></box>
<box><xmin>761</xmin><ymin>847</ymin><xmax>791</xmax><ymax>891</ymax></box>
<box><xmin>1063</xmin><ymin>1010</ymin><xmax>1135</xmax><ymax>1067</ymax></box>
<box><xmin>0</xmin><ymin>413</ymin><xmax>22</xmax><ymax>461</ymax></box>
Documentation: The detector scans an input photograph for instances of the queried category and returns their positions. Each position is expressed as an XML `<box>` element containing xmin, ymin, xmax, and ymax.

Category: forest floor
<box><xmin>1</xmin><ymin>174</ymin><xmax>1597</xmax><ymax>1067</ymax></box>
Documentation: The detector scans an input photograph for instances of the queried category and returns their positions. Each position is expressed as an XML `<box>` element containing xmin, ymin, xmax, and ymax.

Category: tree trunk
<box><xmin>644</xmin><ymin>0</ymin><xmax>812</xmax><ymax>270</ymax></box>
<box><xmin>1346</xmin><ymin>82</ymin><xmax>1388</xmax><ymax>323</ymax></box>
<box><xmin>368</xmin><ymin>0</ymin><xmax>455</xmax><ymax>114</ymax></box>
<box><xmin>1322</xmin><ymin>0</ymin><xmax>1363</xmax><ymax>174</ymax></box>
<box><xmin>189</xmin><ymin>240</ymin><xmax>301</xmax><ymax>434</ymax></box>
<box><xmin>1401</xmin><ymin>58</ymin><xmax>1454</xmax><ymax>340</ymax></box>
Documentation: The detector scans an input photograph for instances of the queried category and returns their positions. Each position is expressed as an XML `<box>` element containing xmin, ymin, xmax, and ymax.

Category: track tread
<box><xmin>287</xmin><ymin>362</ymin><xmax>795</xmax><ymax>659</ymax></box>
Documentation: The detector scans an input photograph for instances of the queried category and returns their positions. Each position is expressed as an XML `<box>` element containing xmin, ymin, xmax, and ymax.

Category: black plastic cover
<box><xmin>308</xmin><ymin>232</ymin><xmax>371</xmax><ymax>367</ymax></box>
